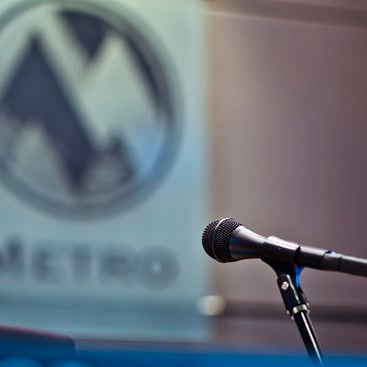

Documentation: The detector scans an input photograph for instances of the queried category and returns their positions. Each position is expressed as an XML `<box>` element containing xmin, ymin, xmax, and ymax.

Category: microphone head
<box><xmin>202</xmin><ymin>218</ymin><xmax>242</xmax><ymax>262</ymax></box>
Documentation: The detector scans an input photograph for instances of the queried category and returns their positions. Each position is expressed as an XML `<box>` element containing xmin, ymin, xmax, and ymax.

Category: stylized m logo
<box><xmin>0</xmin><ymin>1</ymin><xmax>179</xmax><ymax>217</ymax></box>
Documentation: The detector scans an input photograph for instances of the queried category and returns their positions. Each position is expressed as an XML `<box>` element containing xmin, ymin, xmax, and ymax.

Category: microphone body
<box><xmin>202</xmin><ymin>218</ymin><xmax>367</xmax><ymax>278</ymax></box>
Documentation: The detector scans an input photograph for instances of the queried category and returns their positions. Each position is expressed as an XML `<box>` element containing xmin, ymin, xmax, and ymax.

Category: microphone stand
<box><xmin>264</xmin><ymin>260</ymin><xmax>323</xmax><ymax>365</ymax></box>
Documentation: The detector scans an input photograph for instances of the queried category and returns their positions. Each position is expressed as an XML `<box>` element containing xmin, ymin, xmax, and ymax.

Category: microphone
<box><xmin>202</xmin><ymin>218</ymin><xmax>367</xmax><ymax>277</ymax></box>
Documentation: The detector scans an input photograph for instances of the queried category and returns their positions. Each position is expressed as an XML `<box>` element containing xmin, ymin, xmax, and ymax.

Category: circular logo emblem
<box><xmin>0</xmin><ymin>0</ymin><xmax>180</xmax><ymax>217</ymax></box>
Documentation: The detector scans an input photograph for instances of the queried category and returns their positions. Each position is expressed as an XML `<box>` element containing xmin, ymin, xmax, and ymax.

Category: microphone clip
<box><xmin>264</xmin><ymin>260</ymin><xmax>323</xmax><ymax>365</ymax></box>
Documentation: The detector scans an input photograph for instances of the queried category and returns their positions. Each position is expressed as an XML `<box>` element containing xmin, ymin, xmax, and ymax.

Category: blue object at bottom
<box><xmin>0</xmin><ymin>347</ymin><xmax>366</xmax><ymax>367</ymax></box>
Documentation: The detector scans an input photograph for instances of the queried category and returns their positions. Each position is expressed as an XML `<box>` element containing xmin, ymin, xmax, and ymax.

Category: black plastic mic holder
<box><xmin>264</xmin><ymin>259</ymin><xmax>323</xmax><ymax>365</ymax></box>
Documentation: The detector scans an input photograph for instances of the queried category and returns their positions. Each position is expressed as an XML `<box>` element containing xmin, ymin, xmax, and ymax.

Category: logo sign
<box><xmin>0</xmin><ymin>0</ymin><xmax>208</xmax><ymax>340</ymax></box>
<box><xmin>0</xmin><ymin>0</ymin><xmax>179</xmax><ymax>216</ymax></box>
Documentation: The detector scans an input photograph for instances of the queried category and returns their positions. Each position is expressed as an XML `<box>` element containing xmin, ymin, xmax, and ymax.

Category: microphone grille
<box><xmin>202</xmin><ymin>218</ymin><xmax>242</xmax><ymax>262</ymax></box>
<box><xmin>202</xmin><ymin>219</ymin><xmax>220</xmax><ymax>258</ymax></box>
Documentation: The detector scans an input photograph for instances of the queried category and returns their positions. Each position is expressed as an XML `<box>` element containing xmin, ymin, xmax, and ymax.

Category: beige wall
<box><xmin>206</xmin><ymin>0</ymin><xmax>367</xmax><ymax>352</ymax></box>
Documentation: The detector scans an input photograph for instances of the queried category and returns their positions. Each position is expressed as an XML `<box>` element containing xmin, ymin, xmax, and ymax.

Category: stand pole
<box><xmin>293</xmin><ymin>311</ymin><xmax>323</xmax><ymax>363</ymax></box>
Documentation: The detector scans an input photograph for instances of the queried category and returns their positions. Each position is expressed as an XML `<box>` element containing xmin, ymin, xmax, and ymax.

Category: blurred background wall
<box><xmin>207</xmin><ymin>0</ymin><xmax>367</xmax><ymax>354</ymax></box>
